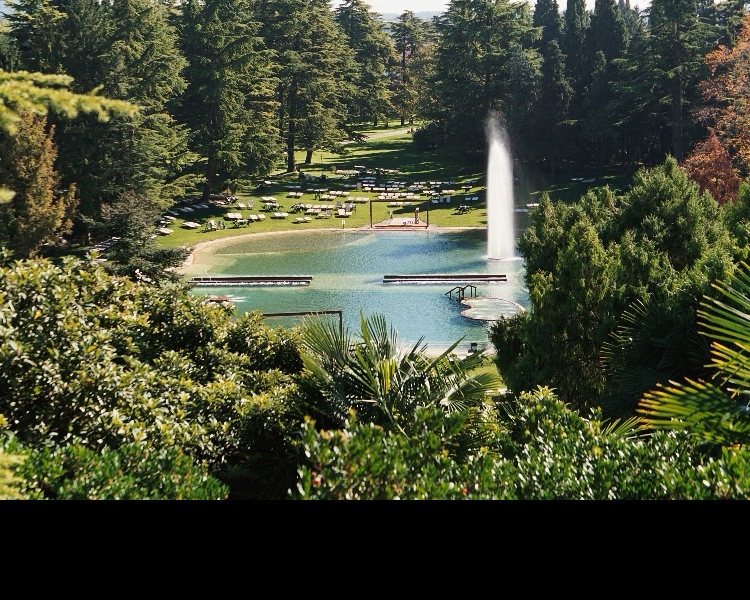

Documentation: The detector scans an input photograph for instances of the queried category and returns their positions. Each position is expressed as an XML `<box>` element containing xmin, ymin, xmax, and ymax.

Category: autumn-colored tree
<box><xmin>695</xmin><ymin>14</ymin><xmax>750</xmax><ymax>177</ymax></box>
<box><xmin>0</xmin><ymin>111</ymin><xmax>77</xmax><ymax>258</ymax></box>
<box><xmin>682</xmin><ymin>131</ymin><xmax>741</xmax><ymax>205</ymax></box>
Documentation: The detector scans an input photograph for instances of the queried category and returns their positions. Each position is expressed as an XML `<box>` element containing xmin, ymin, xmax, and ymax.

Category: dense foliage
<box><xmin>491</xmin><ymin>157</ymin><xmax>740</xmax><ymax>415</ymax></box>
<box><xmin>0</xmin><ymin>0</ymin><xmax>749</xmax><ymax>260</ymax></box>
<box><xmin>0</xmin><ymin>254</ymin><xmax>304</xmax><ymax>498</ymax></box>
<box><xmin>1</xmin><ymin>252</ymin><xmax>749</xmax><ymax>499</ymax></box>
<box><xmin>4</xmin><ymin>1</ymin><xmax>750</xmax><ymax>498</ymax></box>
<box><xmin>294</xmin><ymin>387</ymin><xmax>750</xmax><ymax>499</ymax></box>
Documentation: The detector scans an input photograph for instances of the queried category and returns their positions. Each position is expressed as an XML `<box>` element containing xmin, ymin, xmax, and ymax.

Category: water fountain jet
<box><xmin>485</xmin><ymin>114</ymin><xmax>516</xmax><ymax>260</ymax></box>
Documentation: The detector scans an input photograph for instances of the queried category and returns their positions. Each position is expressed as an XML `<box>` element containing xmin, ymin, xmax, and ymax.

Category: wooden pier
<box><xmin>383</xmin><ymin>274</ymin><xmax>507</xmax><ymax>283</ymax></box>
<box><xmin>189</xmin><ymin>275</ymin><xmax>312</xmax><ymax>286</ymax></box>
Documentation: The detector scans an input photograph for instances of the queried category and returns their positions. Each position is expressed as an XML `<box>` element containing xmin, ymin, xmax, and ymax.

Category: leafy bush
<box><xmin>292</xmin><ymin>387</ymin><xmax>750</xmax><ymax>499</ymax></box>
<box><xmin>0</xmin><ymin>254</ymin><xmax>306</xmax><ymax>498</ymax></box>
<box><xmin>17</xmin><ymin>443</ymin><xmax>228</xmax><ymax>500</ymax></box>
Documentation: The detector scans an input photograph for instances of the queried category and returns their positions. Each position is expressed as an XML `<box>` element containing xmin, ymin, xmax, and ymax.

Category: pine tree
<box><xmin>255</xmin><ymin>0</ymin><xmax>355</xmax><ymax>172</ymax></box>
<box><xmin>530</xmin><ymin>38</ymin><xmax>572</xmax><ymax>178</ymax></box>
<box><xmin>336</xmin><ymin>0</ymin><xmax>396</xmax><ymax>128</ymax></box>
<box><xmin>430</xmin><ymin>0</ymin><xmax>539</xmax><ymax>152</ymax></box>
<box><xmin>563</xmin><ymin>0</ymin><xmax>588</xmax><ymax>90</ymax></box>
<box><xmin>390</xmin><ymin>10</ymin><xmax>429</xmax><ymax>126</ymax></box>
<box><xmin>534</xmin><ymin>0</ymin><xmax>563</xmax><ymax>51</ymax></box>
<box><xmin>587</xmin><ymin>0</ymin><xmax>628</xmax><ymax>65</ymax></box>
<box><xmin>648</xmin><ymin>0</ymin><xmax>715</xmax><ymax>161</ymax></box>
<box><xmin>178</xmin><ymin>0</ymin><xmax>279</xmax><ymax>197</ymax></box>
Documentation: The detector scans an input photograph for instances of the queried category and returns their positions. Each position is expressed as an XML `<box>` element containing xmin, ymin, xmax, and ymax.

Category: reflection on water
<box><xmin>185</xmin><ymin>230</ymin><xmax>528</xmax><ymax>350</ymax></box>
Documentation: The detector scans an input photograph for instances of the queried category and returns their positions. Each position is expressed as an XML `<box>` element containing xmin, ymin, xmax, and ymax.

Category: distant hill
<box><xmin>379</xmin><ymin>11</ymin><xmax>443</xmax><ymax>22</ymax></box>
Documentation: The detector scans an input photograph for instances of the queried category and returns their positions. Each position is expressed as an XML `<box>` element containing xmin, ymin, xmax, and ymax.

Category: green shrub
<box><xmin>17</xmin><ymin>443</ymin><xmax>228</xmax><ymax>500</ymax></box>
<box><xmin>292</xmin><ymin>387</ymin><xmax>750</xmax><ymax>499</ymax></box>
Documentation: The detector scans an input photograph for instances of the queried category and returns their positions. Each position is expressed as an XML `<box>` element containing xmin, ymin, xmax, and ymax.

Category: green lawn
<box><xmin>155</xmin><ymin>130</ymin><xmax>631</xmax><ymax>250</ymax></box>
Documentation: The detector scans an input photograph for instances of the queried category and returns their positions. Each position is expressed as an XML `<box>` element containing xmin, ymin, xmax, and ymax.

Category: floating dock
<box><xmin>383</xmin><ymin>274</ymin><xmax>507</xmax><ymax>283</ymax></box>
<box><xmin>189</xmin><ymin>275</ymin><xmax>312</xmax><ymax>286</ymax></box>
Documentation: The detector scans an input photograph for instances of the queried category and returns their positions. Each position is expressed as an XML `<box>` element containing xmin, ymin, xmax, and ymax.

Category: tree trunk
<box><xmin>672</xmin><ymin>19</ymin><xmax>683</xmax><ymax>162</ymax></box>
<box><xmin>401</xmin><ymin>116</ymin><xmax>405</xmax><ymax>126</ymax></box>
<box><xmin>287</xmin><ymin>82</ymin><xmax>297</xmax><ymax>172</ymax></box>
<box><xmin>305</xmin><ymin>149</ymin><xmax>313</xmax><ymax>164</ymax></box>
<box><xmin>203</xmin><ymin>155</ymin><xmax>216</xmax><ymax>202</ymax></box>
<box><xmin>672</xmin><ymin>73</ymin><xmax>683</xmax><ymax>162</ymax></box>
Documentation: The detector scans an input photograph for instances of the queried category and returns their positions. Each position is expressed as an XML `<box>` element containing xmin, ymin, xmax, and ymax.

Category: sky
<box><xmin>360</xmin><ymin>0</ymin><xmax>644</xmax><ymax>15</ymax></box>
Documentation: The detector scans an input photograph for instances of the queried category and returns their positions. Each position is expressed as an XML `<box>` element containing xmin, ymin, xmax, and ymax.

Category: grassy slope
<box><xmin>156</xmin><ymin>124</ymin><xmax>630</xmax><ymax>250</ymax></box>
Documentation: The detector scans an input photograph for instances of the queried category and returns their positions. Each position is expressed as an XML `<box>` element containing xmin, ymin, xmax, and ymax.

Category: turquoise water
<box><xmin>185</xmin><ymin>229</ymin><xmax>528</xmax><ymax>352</ymax></box>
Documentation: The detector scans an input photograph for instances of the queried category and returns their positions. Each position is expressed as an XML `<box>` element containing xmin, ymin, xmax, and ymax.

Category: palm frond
<box><xmin>639</xmin><ymin>378</ymin><xmax>750</xmax><ymax>445</ymax></box>
<box><xmin>601</xmin><ymin>416</ymin><xmax>645</xmax><ymax>439</ymax></box>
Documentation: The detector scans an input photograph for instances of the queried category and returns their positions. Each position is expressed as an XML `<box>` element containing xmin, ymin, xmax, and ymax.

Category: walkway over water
<box><xmin>383</xmin><ymin>273</ymin><xmax>507</xmax><ymax>283</ymax></box>
<box><xmin>189</xmin><ymin>275</ymin><xmax>312</xmax><ymax>286</ymax></box>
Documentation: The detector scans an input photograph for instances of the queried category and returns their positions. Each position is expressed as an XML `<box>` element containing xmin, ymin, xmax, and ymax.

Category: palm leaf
<box><xmin>634</xmin><ymin>262</ymin><xmax>750</xmax><ymax>445</ymax></box>
<box><xmin>639</xmin><ymin>378</ymin><xmax>750</xmax><ymax>445</ymax></box>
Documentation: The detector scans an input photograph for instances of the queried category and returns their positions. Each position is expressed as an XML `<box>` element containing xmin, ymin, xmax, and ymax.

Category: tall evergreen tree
<box><xmin>0</xmin><ymin>25</ymin><xmax>21</xmax><ymax>72</ymax></box>
<box><xmin>587</xmin><ymin>0</ymin><xmax>628</xmax><ymax>65</ymax></box>
<box><xmin>336</xmin><ymin>0</ymin><xmax>395</xmax><ymax>127</ymax></box>
<box><xmin>578</xmin><ymin>0</ymin><xmax>628</xmax><ymax>170</ymax></box>
<box><xmin>533</xmin><ymin>0</ymin><xmax>563</xmax><ymax>50</ymax></box>
<box><xmin>530</xmin><ymin>38</ymin><xmax>572</xmax><ymax>177</ymax></box>
<box><xmin>648</xmin><ymin>0</ymin><xmax>715</xmax><ymax>161</ymax></box>
<box><xmin>7</xmin><ymin>0</ymin><xmax>111</xmax><ymax>93</ymax></box>
<box><xmin>254</xmin><ymin>0</ymin><xmax>355</xmax><ymax>172</ymax></box>
<box><xmin>390</xmin><ymin>10</ymin><xmax>428</xmax><ymax>126</ymax></box>
<box><xmin>178</xmin><ymin>0</ymin><xmax>279</xmax><ymax>198</ymax></box>
<box><xmin>429</xmin><ymin>0</ymin><xmax>539</xmax><ymax>153</ymax></box>
<box><xmin>563</xmin><ymin>0</ymin><xmax>588</xmax><ymax>91</ymax></box>
<box><xmin>8</xmin><ymin>0</ymin><xmax>194</xmax><ymax>217</ymax></box>
<box><xmin>608</xmin><ymin>16</ymin><xmax>665</xmax><ymax>168</ymax></box>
